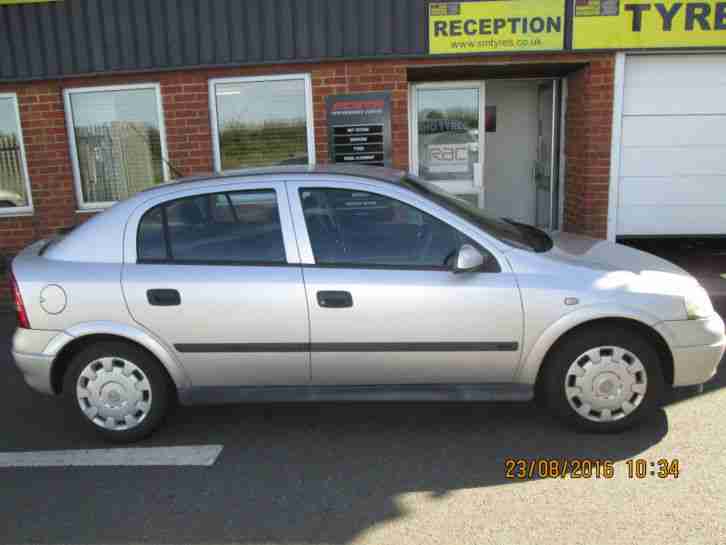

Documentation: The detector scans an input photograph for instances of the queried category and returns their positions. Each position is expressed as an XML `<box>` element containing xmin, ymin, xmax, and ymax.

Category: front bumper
<box><xmin>656</xmin><ymin>314</ymin><xmax>726</xmax><ymax>387</ymax></box>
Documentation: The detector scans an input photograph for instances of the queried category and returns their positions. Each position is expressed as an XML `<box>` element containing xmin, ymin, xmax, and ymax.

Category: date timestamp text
<box><xmin>504</xmin><ymin>458</ymin><xmax>680</xmax><ymax>480</ymax></box>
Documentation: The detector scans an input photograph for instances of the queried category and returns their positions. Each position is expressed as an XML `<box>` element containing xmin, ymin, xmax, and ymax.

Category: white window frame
<box><xmin>606</xmin><ymin>52</ymin><xmax>627</xmax><ymax>242</ymax></box>
<box><xmin>208</xmin><ymin>73</ymin><xmax>316</xmax><ymax>172</ymax></box>
<box><xmin>0</xmin><ymin>93</ymin><xmax>34</xmax><ymax>217</ymax></box>
<box><xmin>63</xmin><ymin>83</ymin><xmax>170</xmax><ymax>211</ymax></box>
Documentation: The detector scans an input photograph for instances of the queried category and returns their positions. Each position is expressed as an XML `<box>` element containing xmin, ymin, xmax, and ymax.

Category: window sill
<box><xmin>75</xmin><ymin>207</ymin><xmax>111</xmax><ymax>214</ymax></box>
<box><xmin>0</xmin><ymin>209</ymin><xmax>34</xmax><ymax>218</ymax></box>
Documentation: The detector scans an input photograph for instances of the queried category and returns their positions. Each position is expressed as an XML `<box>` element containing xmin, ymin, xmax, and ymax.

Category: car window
<box><xmin>211</xmin><ymin>193</ymin><xmax>236</xmax><ymax>223</ymax></box>
<box><xmin>300</xmin><ymin>188</ymin><xmax>493</xmax><ymax>270</ymax></box>
<box><xmin>137</xmin><ymin>206</ymin><xmax>167</xmax><ymax>261</ymax></box>
<box><xmin>401</xmin><ymin>175</ymin><xmax>552</xmax><ymax>252</ymax></box>
<box><xmin>137</xmin><ymin>190</ymin><xmax>286</xmax><ymax>264</ymax></box>
<box><xmin>228</xmin><ymin>191</ymin><xmax>279</xmax><ymax>224</ymax></box>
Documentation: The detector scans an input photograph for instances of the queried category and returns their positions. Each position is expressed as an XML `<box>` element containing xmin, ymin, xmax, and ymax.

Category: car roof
<box><xmin>142</xmin><ymin>164</ymin><xmax>407</xmax><ymax>196</ymax></box>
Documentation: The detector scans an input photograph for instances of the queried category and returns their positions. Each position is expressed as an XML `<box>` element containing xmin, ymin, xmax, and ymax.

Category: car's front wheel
<box><xmin>540</xmin><ymin>326</ymin><xmax>665</xmax><ymax>433</ymax></box>
<box><xmin>63</xmin><ymin>341</ymin><xmax>173</xmax><ymax>443</ymax></box>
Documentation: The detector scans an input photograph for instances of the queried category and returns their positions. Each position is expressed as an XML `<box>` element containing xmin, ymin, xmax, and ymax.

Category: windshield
<box><xmin>401</xmin><ymin>175</ymin><xmax>552</xmax><ymax>252</ymax></box>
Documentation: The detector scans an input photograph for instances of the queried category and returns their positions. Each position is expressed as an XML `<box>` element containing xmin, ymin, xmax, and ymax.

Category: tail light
<box><xmin>9</xmin><ymin>270</ymin><xmax>30</xmax><ymax>329</ymax></box>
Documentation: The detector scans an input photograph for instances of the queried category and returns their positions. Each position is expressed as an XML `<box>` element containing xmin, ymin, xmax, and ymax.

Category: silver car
<box><xmin>9</xmin><ymin>165</ymin><xmax>726</xmax><ymax>442</ymax></box>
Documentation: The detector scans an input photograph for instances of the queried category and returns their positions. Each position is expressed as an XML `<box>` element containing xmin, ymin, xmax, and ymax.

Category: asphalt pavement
<box><xmin>1</xmin><ymin>291</ymin><xmax>725</xmax><ymax>544</ymax></box>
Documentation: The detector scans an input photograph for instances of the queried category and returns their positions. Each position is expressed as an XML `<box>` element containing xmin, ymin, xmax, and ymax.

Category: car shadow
<box><xmin>2</xmin><ymin>401</ymin><xmax>670</xmax><ymax>545</ymax></box>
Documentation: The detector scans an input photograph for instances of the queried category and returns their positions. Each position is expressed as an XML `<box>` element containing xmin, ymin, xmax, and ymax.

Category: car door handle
<box><xmin>317</xmin><ymin>291</ymin><xmax>353</xmax><ymax>309</ymax></box>
<box><xmin>147</xmin><ymin>289</ymin><xmax>181</xmax><ymax>306</ymax></box>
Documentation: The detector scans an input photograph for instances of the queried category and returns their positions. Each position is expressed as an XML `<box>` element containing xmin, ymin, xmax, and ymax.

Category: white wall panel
<box><xmin>618</xmin><ymin>206</ymin><xmax>726</xmax><ymax>236</ymax></box>
<box><xmin>616</xmin><ymin>54</ymin><xmax>726</xmax><ymax>236</ymax></box>
<box><xmin>621</xmin><ymin>147</ymin><xmax>726</xmax><ymax>178</ymax></box>
<box><xmin>619</xmin><ymin>177</ymin><xmax>726</xmax><ymax>207</ymax></box>
<box><xmin>621</xmin><ymin>116</ymin><xmax>726</xmax><ymax>148</ymax></box>
<box><xmin>623</xmin><ymin>55</ymin><xmax>726</xmax><ymax>116</ymax></box>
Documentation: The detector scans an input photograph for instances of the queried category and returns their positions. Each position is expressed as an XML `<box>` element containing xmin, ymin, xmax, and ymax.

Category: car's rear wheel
<box><xmin>63</xmin><ymin>341</ymin><xmax>172</xmax><ymax>443</ymax></box>
<box><xmin>540</xmin><ymin>326</ymin><xmax>665</xmax><ymax>433</ymax></box>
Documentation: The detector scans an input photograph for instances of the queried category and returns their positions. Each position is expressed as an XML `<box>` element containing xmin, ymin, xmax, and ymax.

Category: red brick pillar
<box><xmin>160</xmin><ymin>73</ymin><xmax>214</xmax><ymax>177</ymax></box>
<box><xmin>563</xmin><ymin>56</ymin><xmax>615</xmax><ymax>239</ymax></box>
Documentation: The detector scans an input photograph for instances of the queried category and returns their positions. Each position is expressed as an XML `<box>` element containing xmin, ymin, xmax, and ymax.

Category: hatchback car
<box><xmin>10</xmin><ymin>165</ymin><xmax>726</xmax><ymax>442</ymax></box>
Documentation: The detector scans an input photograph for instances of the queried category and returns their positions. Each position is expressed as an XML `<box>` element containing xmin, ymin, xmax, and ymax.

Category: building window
<box><xmin>0</xmin><ymin>93</ymin><xmax>33</xmax><ymax>215</ymax></box>
<box><xmin>209</xmin><ymin>74</ymin><xmax>315</xmax><ymax>171</ymax></box>
<box><xmin>64</xmin><ymin>84</ymin><xmax>168</xmax><ymax>209</ymax></box>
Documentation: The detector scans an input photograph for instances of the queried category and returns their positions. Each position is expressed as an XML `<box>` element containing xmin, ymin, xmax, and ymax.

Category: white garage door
<box><xmin>616</xmin><ymin>54</ymin><xmax>726</xmax><ymax>236</ymax></box>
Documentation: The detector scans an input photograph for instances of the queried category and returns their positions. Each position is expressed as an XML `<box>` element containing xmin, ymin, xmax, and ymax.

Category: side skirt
<box><xmin>179</xmin><ymin>383</ymin><xmax>534</xmax><ymax>405</ymax></box>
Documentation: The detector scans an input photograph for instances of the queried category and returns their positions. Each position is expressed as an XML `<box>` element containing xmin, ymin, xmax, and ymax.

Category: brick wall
<box><xmin>562</xmin><ymin>57</ymin><xmax>615</xmax><ymax>239</ymax></box>
<box><xmin>311</xmin><ymin>62</ymin><xmax>410</xmax><ymax>168</ymax></box>
<box><xmin>0</xmin><ymin>53</ymin><xmax>615</xmax><ymax>303</ymax></box>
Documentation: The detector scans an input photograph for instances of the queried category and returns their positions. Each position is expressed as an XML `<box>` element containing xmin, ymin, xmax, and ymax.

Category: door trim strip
<box><xmin>174</xmin><ymin>342</ymin><xmax>519</xmax><ymax>353</ymax></box>
<box><xmin>179</xmin><ymin>383</ymin><xmax>533</xmax><ymax>405</ymax></box>
<box><xmin>175</xmin><ymin>343</ymin><xmax>309</xmax><ymax>353</ymax></box>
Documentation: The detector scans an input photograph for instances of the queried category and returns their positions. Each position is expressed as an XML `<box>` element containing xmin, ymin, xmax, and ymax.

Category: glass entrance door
<box><xmin>411</xmin><ymin>83</ymin><xmax>485</xmax><ymax>208</ymax></box>
<box><xmin>411</xmin><ymin>79</ymin><xmax>561</xmax><ymax>230</ymax></box>
<box><xmin>534</xmin><ymin>81</ymin><xmax>557</xmax><ymax>229</ymax></box>
<box><xmin>482</xmin><ymin>79</ymin><xmax>559</xmax><ymax>229</ymax></box>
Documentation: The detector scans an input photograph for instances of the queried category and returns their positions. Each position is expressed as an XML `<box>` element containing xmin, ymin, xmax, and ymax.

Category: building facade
<box><xmin>1</xmin><ymin>0</ymin><xmax>725</xmax><ymax>301</ymax></box>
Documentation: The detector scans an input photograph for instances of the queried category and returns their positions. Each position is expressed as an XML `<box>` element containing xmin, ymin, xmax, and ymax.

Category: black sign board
<box><xmin>326</xmin><ymin>92</ymin><xmax>392</xmax><ymax>167</ymax></box>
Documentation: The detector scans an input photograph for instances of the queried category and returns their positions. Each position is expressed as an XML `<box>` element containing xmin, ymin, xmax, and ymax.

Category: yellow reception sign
<box><xmin>574</xmin><ymin>0</ymin><xmax>726</xmax><ymax>49</ymax></box>
<box><xmin>429</xmin><ymin>1</ymin><xmax>566</xmax><ymax>54</ymax></box>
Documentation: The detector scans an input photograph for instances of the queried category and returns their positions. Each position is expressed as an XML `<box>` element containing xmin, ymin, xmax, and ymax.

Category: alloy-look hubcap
<box><xmin>76</xmin><ymin>357</ymin><xmax>152</xmax><ymax>431</ymax></box>
<box><xmin>564</xmin><ymin>346</ymin><xmax>648</xmax><ymax>423</ymax></box>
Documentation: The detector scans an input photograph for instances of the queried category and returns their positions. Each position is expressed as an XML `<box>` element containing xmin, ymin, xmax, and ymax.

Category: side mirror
<box><xmin>452</xmin><ymin>244</ymin><xmax>485</xmax><ymax>273</ymax></box>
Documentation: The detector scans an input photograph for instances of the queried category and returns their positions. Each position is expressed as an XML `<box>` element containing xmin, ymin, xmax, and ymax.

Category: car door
<box><xmin>122</xmin><ymin>181</ymin><xmax>310</xmax><ymax>388</ymax></box>
<box><xmin>287</xmin><ymin>178</ymin><xmax>524</xmax><ymax>386</ymax></box>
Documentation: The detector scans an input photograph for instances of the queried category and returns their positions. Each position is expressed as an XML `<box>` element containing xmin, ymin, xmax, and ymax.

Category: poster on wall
<box><xmin>326</xmin><ymin>92</ymin><xmax>392</xmax><ymax>167</ymax></box>
<box><xmin>428</xmin><ymin>0</ymin><xmax>566</xmax><ymax>54</ymax></box>
<box><xmin>485</xmin><ymin>106</ymin><xmax>497</xmax><ymax>133</ymax></box>
<box><xmin>573</xmin><ymin>0</ymin><xmax>726</xmax><ymax>49</ymax></box>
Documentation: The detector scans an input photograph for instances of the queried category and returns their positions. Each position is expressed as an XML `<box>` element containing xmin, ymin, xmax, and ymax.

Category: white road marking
<box><xmin>0</xmin><ymin>445</ymin><xmax>224</xmax><ymax>468</ymax></box>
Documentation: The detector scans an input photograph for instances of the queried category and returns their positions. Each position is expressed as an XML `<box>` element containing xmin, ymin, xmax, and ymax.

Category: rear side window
<box><xmin>137</xmin><ymin>206</ymin><xmax>167</xmax><ymax>261</ymax></box>
<box><xmin>137</xmin><ymin>190</ymin><xmax>286</xmax><ymax>264</ymax></box>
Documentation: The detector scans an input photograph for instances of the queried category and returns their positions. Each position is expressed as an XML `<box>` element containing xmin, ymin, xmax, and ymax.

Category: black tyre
<box><xmin>63</xmin><ymin>341</ymin><xmax>173</xmax><ymax>443</ymax></box>
<box><xmin>540</xmin><ymin>326</ymin><xmax>665</xmax><ymax>433</ymax></box>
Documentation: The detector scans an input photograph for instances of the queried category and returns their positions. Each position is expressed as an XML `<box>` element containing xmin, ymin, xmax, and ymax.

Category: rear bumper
<box><xmin>656</xmin><ymin>314</ymin><xmax>726</xmax><ymax>387</ymax></box>
<box><xmin>11</xmin><ymin>328</ymin><xmax>62</xmax><ymax>395</ymax></box>
<box><xmin>11</xmin><ymin>350</ymin><xmax>54</xmax><ymax>395</ymax></box>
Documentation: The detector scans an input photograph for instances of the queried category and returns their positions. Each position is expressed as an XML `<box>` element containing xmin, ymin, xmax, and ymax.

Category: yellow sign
<box><xmin>428</xmin><ymin>1</ymin><xmax>566</xmax><ymax>54</ymax></box>
<box><xmin>574</xmin><ymin>0</ymin><xmax>726</xmax><ymax>49</ymax></box>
